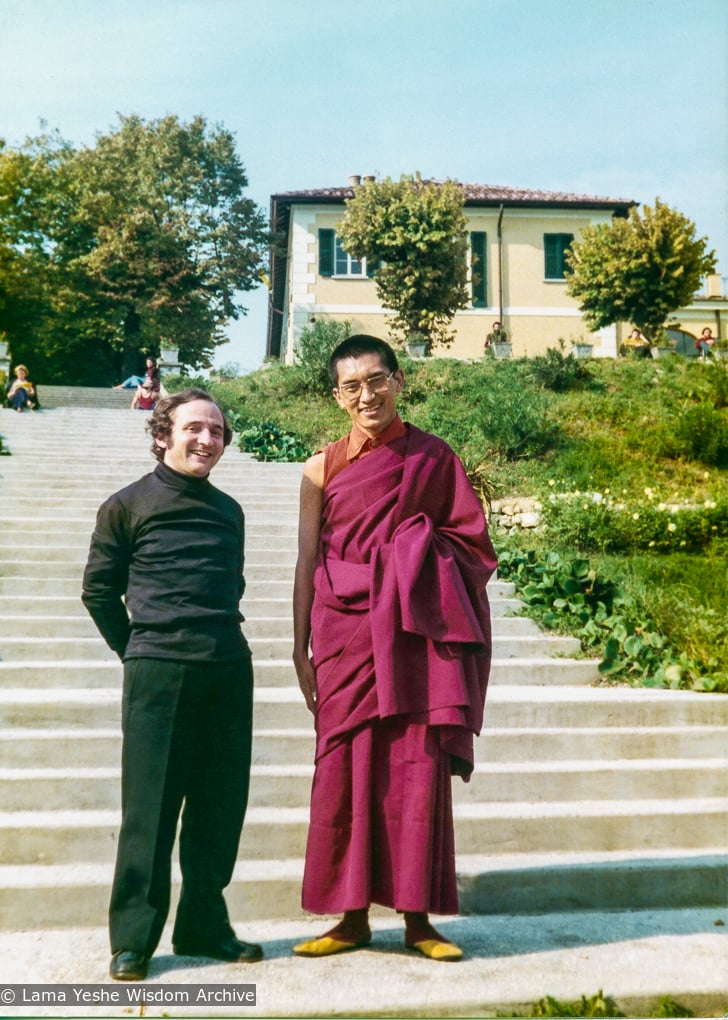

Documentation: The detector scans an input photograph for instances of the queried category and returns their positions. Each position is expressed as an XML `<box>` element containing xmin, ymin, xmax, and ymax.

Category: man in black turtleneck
<box><xmin>82</xmin><ymin>389</ymin><xmax>263</xmax><ymax>981</ymax></box>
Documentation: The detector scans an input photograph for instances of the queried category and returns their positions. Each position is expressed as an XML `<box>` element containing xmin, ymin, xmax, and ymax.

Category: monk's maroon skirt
<box><xmin>302</xmin><ymin>717</ymin><xmax>457</xmax><ymax>914</ymax></box>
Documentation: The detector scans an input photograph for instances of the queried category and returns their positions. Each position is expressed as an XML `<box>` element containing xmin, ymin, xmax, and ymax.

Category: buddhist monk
<box><xmin>292</xmin><ymin>334</ymin><xmax>497</xmax><ymax>962</ymax></box>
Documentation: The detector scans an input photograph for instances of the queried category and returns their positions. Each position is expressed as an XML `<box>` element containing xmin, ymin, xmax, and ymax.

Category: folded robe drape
<box><xmin>302</xmin><ymin>425</ymin><xmax>497</xmax><ymax>913</ymax></box>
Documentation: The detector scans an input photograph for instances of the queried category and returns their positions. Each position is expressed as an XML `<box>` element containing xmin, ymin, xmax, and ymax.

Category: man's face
<box><xmin>156</xmin><ymin>399</ymin><xmax>226</xmax><ymax>477</ymax></box>
<box><xmin>333</xmin><ymin>352</ymin><xmax>404</xmax><ymax>436</ymax></box>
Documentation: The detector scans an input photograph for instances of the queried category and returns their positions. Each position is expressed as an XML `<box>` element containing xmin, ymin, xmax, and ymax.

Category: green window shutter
<box><xmin>471</xmin><ymin>232</ymin><xmax>487</xmax><ymax>307</ymax></box>
<box><xmin>544</xmin><ymin>234</ymin><xmax>559</xmax><ymax>279</ymax></box>
<box><xmin>319</xmin><ymin>229</ymin><xmax>334</xmax><ymax>277</ymax></box>
<box><xmin>544</xmin><ymin>233</ymin><xmax>574</xmax><ymax>279</ymax></box>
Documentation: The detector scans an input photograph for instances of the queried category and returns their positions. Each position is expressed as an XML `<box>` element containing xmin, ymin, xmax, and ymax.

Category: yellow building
<box><xmin>267</xmin><ymin>176</ymin><xmax>718</xmax><ymax>361</ymax></box>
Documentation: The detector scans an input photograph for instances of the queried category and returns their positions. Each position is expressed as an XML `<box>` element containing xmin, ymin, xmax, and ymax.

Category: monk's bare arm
<box><xmin>293</xmin><ymin>452</ymin><xmax>324</xmax><ymax>714</ymax></box>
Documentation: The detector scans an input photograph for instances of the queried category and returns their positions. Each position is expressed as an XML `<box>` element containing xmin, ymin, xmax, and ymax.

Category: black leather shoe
<box><xmin>110</xmin><ymin>950</ymin><xmax>148</xmax><ymax>981</ymax></box>
<box><xmin>173</xmin><ymin>933</ymin><xmax>263</xmax><ymax>963</ymax></box>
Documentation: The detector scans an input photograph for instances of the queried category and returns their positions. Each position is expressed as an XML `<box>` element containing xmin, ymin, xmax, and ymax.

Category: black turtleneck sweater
<box><xmin>82</xmin><ymin>461</ymin><xmax>249</xmax><ymax>662</ymax></box>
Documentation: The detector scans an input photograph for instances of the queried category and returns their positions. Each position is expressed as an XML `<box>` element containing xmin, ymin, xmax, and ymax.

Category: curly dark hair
<box><xmin>327</xmin><ymin>334</ymin><xmax>399</xmax><ymax>386</ymax></box>
<box><xmin>146</xmin><ymin>388</ymin><xmax>233</xmax><ymax>462</ymax></box>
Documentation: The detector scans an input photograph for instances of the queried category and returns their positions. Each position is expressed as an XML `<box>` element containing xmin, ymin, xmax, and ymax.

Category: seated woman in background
<box><xmin>621</xmin><ymin>328</ymin><xmax>651</xmax><ymax>358</ymax></box>
<box><xmin>6</xmin><ymin>364</ymin><xmax>37</xmax><ymax>411</ymax></box>
<box><xmin>131</xmin><ymin>378</ymin><xmax>158</xmax><ymax>411</ymax></box>
<box><xmin>695</xmin><ymin>328</ymin><xmax>716</xmax><ymax>357</ymax></box>
<box><xmin>113</xmin><ymin>357</ymin><xmax>160</xmax><ymax>390</ymax></box>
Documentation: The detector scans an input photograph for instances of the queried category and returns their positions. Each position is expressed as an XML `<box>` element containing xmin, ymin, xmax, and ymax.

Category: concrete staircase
<box><xmin>0</xmin><ymin>404</ymin><xmax>726</xmax><ymax>933</ymax></box>
<box><xmin>32</xmin><ymin>385</ymin><xmax>135</xmax><ymax>410</ymax></box>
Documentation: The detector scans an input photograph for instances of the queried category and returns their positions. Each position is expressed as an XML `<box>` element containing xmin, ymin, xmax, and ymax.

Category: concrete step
<box><xmin>2</xmin><ymin>861</ymin><xmax>724</xmax><ymax>942</ymax></box>
<box><xmin>0</xmin><ymin>656</ymin><xmax>600</xmax><ymax>686</ymax></box>
<box><xmin>0</xmin><ymin>595</ymin><xmax>294</xmax><ymax>617</ymax></box>
<box><xmin>2</xmin><ymin>724</ymin><xmax>725</xmax><ymax>770</ymax></box>
<box><xmin>0</xmin><ymin>577</ymin><xmax>521</xmax><ymax>610</ymax></box>
<box><xmin>0</xmin><ymin>611</ymin><xmax>541</xmax><ymax>640</ymax></box>
<box><xmin>0</xmin><ymin>910</ymin><xmax>724</xmax><ymax>1020</ymax></box>
<box><xmin>0</xmin><ymin>633</ymin><xmax>583</xmax><ymax>662</ymax></box>
<box><xmin>26</xmin><ymin>385</ymin><xmax>150</xmax><ymax>409</ymax></box>
<box><xmin>0</xmin><ymin>561</ymin><xmax>299</xmax><ymax>580</ymax></box>
<box><xmin>2</xmin><ymin>759</ymin><xmax>725</xmax><ymax>812</ymax></box>
<box><xmin>2</xmin><ymin>685</ymin><xmax>725</xmax><ymax>728</ymax></box>
<box><xmin>454</xmin><ymin>849</ymin><xmax>728</xmax><ymax>914</ymax></box>
<box><xmin>3</xmin><ymin>798</ymin><xmax>726</xmax><ymax>867</ymax></box>
<box><xmin>0</xmin><ymin>576</ymin><xmax>297</xmax><ymax>598</ymax></box>
<box><xmin>0</xmin><ymin>523</ymin><xmax>300</xmax><ymax>543</ymax></box>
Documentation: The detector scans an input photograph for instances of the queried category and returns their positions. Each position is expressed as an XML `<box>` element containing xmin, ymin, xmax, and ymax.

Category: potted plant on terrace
<box><xmin>572</xmin><ymin>338</ymin><xmax>593</xmax><ymax>359</ymax></box>
<box><xmin>405</xmin><ymin>332</ymin><xmax>429</xmax><ymax>358</ymax></box>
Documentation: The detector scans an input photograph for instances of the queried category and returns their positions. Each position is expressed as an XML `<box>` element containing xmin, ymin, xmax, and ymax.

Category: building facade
<box><xmin>266</xmin><ymin>177</ymin><xmax>723</xmax><ymax>362</ymax></box>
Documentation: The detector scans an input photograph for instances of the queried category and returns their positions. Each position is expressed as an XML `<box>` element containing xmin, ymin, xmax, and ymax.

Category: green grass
<box><xmin>595</xmin><ymin>550</ymin><xmax>728</xmax><ymax>681</ymax></box>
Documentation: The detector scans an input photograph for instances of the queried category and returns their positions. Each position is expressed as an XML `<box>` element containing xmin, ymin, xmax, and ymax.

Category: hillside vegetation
<box><xmin>179</xmin><ymin>350</ymin><xmax>728</xmax><ymax>691</ymax></box>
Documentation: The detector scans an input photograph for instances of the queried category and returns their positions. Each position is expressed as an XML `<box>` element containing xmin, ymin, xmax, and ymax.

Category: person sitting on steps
<box><xmin>6</xmin><ymin>364</ymin><xmax>37</xmax><ymax>411</ymax></box>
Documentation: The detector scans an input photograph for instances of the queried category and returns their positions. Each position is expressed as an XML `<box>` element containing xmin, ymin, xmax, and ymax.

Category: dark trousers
<box><xmin>109</xmin><ymin>657</ymin><xmax>254</xmax><ymax>956</ymax></box>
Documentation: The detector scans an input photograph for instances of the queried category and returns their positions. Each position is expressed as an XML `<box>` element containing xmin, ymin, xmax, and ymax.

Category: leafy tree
<box><xmin>0</xmin><ymin>115</ymin><xmax>269</xmax><ymax>384</ymax></box>
<box><xmin>337</xmin><ymin>173</ymin><xmax>469</xmax><ymax>349</ymax></box>
<box><xmin>565</xmin><ymin>199</ymin><xmax>716</xmax><ymax>343</ymax></box>
<box><xmin>0</xmin><ymin>132</ymin><xmax>70</xmax><ymax>376</ymax></box>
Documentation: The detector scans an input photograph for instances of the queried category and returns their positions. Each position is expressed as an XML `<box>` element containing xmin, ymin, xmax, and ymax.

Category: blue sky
<box><xmin>1</xmin><ymin>0</ymin><xmax>726</xmax><ymax>371</ymax></box>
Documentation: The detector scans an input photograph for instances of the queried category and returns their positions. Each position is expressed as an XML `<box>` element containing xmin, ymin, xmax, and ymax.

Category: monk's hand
<box><xmin>294</xmin><ymin>653</ymin><xmax>318</xmax><ymax>714</ymax></box>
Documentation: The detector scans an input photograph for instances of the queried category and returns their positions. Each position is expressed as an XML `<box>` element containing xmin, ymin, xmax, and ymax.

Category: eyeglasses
<box><xmin>336</xmin><ymin>372</ymin><xmax>395</xmax><ymax>400</ymax></box>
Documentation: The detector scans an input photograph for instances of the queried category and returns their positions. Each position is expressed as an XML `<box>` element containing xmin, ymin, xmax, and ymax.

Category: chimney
<box><xmin>705</xmin><ymin>274</ymin><xmax>723</xmax><ymax>298</ymax></box>
<box><xmin>363</xmin><ymin>175</ymin><xmax>375</xmax><ymax>183</ymax></box>
<box><xmin>348</xmin><ymin>175</ymin><xmax>362</xmax><ymax>187</ymax></box>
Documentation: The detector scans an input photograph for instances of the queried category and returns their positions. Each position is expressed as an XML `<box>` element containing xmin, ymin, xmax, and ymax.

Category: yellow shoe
<box><xmin>292</xmin><ymin>935</ymin><xmax>369</xmax><ymax>957</ymax></box>
<box><xmin>408</xmin><ymin>938</ymin><xmax>463</xmax><ymax>962</ymax></box>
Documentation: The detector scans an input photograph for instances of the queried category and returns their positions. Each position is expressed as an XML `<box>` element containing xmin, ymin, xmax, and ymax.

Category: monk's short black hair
<box><xmin>328</xmin><ymin>335</ymin><xmax>399</xmax><ymax>386</ymax></box>
<box><xmin>147</xmin><ymin>388</ymin><xmax>233</xmax><ymax>461</ymax></box>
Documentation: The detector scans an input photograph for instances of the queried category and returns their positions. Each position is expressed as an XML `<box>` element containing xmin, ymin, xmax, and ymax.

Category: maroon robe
<box><xmin>302</xmin><ymin>424</ymin><xmax>497</xmax><ymax>914</ymax></box>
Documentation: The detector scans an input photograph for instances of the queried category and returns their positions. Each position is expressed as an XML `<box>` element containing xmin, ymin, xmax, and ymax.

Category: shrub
<box><xmin>672</xmin><ymin>403</ymin><xmax>728</xmax><ymax>467</ymax></box>
<box><xmin>236</xmin><ymin>420</ymin><xmax>311</xmax><ymax>462</ymax></box>
<box><xmin>529</xmin><ymin>342</ymin><xmax>594</xmax><ymax>392</ymax></box>
<box><xmin>294</xmin><ymin>318</ymin><xmax>351</xmax><ymax>396</ymax></box>
<box><xmin>474</xmin><ymin>367</ymin><xmax>560</xmax><ymax>460</ymax></box>
<box><xmin>539</xmin><ymin>487</ymin><xmax>728</xmax><ymax>555</ymax></box>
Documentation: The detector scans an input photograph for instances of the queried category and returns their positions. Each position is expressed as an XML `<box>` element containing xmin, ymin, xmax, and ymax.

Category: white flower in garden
<box><xmin>633</xmin><ymin>512</ymin><xmax>639</xmax><ymax>520</ymax></box>
<box><xmin>668</xmin><ymin>522</ymin><xmax>677</xmax><ymax>532</ymax></box>
<box><xmin>592</xmin><ymin>493</ymin><xmax>603</xmax><ymax>503</ymax></box>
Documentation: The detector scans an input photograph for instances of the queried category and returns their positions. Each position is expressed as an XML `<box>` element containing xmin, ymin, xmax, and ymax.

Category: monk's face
<box><xmin>333</xmin><ymin>353</ymin><xmax>404</xmax><ymax>436</ymax></box>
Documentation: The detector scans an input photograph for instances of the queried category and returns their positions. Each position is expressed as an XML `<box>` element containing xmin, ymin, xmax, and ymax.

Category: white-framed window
<box><xmin>334</xmin><ymin>235</ymin><xmax>365</xmax><ymax>277</ymax></box>
<box><xmin>319</xmin><ymin>228</ymin><xmax>374</xmax><ymax>278</ymax></box>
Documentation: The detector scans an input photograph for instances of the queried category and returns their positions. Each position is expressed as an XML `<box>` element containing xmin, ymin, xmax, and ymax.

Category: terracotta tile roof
<box><xmin>271</xmin><ymin>180</ymin><xmax>636</xmax><ymax>210</ymax></box>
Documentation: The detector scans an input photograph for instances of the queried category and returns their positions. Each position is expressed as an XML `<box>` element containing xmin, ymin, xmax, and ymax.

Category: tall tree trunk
<box><xmin>121</xmin><ymin>307</ymin><xmax>142</xmax><ymax>378</ymax></box>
